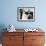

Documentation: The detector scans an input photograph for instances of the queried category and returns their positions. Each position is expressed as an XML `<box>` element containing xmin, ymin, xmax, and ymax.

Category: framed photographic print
<box><xmin>17</xmin><ymin>7</ymin><xmax>35</xmax><ymax>22</ymax></box>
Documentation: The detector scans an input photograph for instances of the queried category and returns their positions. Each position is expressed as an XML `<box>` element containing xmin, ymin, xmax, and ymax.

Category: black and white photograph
<box><xmin>17</xmin><ymin>7</ymin><xmax>35</xmax><ymax>22</ymax></box>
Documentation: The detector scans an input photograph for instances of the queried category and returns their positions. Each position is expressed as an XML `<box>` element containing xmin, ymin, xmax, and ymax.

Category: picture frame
<box><xmin>17</xmin><ymin>7</ymin><xmax>35</xmax><ymax>22</ymax></box>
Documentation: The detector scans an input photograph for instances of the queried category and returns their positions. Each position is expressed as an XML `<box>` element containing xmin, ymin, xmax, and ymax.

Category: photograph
<box><xmin>17</xmin><ymin>7</ymin><xmax>35</xmax><ymax>22</ymax></box>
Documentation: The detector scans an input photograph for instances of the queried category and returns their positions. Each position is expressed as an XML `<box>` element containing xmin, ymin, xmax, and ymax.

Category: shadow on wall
<box><xmin>0</xmin><ymin>24</ymin><xmax>7</xmax><ymax>43</ymax></box>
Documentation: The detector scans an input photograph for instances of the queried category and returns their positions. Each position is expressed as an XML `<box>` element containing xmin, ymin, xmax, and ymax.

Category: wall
<box><xmin>0</xmin><ymin>0</ymin><xmax>46</xmax><ymax>43</ymax></box>
<box><xmin>0</xmin><ymin>0</ymin><xmax>46</xmax><ymax>30</ymax></box>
